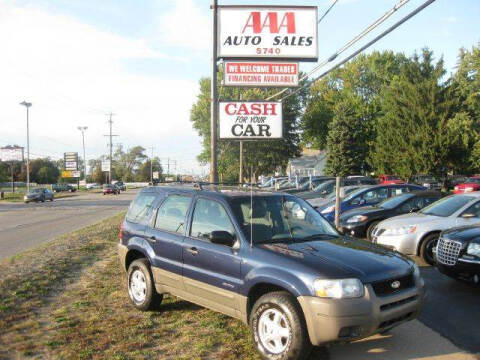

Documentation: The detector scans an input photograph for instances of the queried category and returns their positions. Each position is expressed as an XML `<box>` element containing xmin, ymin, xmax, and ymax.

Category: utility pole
<box><xmin>239</xmin><ymin>141</ymin><xmax>243</xmax><ymax>185</ymax></box>
<box><xmin>19</xmin><ymin>101</ymin><xmax>32</xmax><ymax>192</ymax></box>
<box><xmin>77</xmin><ymin>126</ymin><xmax>88</xmax><ymax>184</ymax></box>
<box><xmin>103</xmin><ymin>113</ymin><xmax>118</xmax><ymax>184</ymax></box>
<box><xmin>210</xmin><ymin>0</ymin><xmax>219</xmax><ymax>183</ymax></box>
<box><xmin>150</xmin><ymin>146</ymin><xmax>154</xmax><ymax>185</ymax></box>
<box><xmin>167</xmin><ymin>158</ymin><xmax>170</xmax><ymax>176</ymax></box>
<box><xmin>334</xmin><ymin>176</ymin><xmax>341</xmax><ymax>229</ymax></box>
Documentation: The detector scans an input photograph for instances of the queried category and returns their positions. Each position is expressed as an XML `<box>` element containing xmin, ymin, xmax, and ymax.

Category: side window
<box><xmin>398</xmin><ymin>198</ymin><xmax>418</xmax><ymax>212</ymax></box>
<box><xmin>391</xmin><ymin>186</ymin><xmax>409</xmax><ymax>197</ymax></box>
<box><xmin>190</xmin><ymin>198</ymin><xmax>235</xmax><ymax>241</ymax></box>
<box><xmin>360</xmin><ymin>188</ymin><xmax>388</xmax><ymax>205</ymax></box>
<box><xmin>126</xmin><ymin>192</ymin><xmax>157</xmax><ymax>223</ymax></box>
<box><xmin>154</xmin><ymin>195</ymin><xmax>191</xmax><ymax>233</ymax></box>
<box><xmin>461</xmin><ymin>201</ymin><xmax>480</xmax><ymax>218</ymax></box>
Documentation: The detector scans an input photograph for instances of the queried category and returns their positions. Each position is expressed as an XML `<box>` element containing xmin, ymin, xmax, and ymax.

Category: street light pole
<box><xmin>77</xmin><ymin>126</ymin><xmax>88</xmax><ymax>183</ymax></box>
<box><xmin>210</xmin><ymin>0</ymin><xmax>219</xmax><ymax>183</ymax></box>
<box><xmin>20</xmin><ymin>101</ymin><xmax>32</xmax><ymax>192</ymax></box>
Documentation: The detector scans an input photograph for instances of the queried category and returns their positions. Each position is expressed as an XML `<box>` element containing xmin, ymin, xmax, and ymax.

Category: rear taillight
<box><xmin>119</xmin><ymin>224</ymin><xmax>124</xmax><ymax>242</ymax></box>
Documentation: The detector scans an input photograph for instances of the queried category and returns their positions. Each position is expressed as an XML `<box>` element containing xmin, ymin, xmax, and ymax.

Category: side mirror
<box><xmin>461</xmin><ymin>213</ymin><xmax>476</xmax><ymax>219</ymax></box>
<box><xmin>209</xmin><ymin>231</ymin><xmax>235</xmax><ymax>247</ymax></box>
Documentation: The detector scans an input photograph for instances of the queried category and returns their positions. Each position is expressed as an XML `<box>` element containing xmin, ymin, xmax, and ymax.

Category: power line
<box><xmin>266</xmin><ymin>0</ymin><xmax>411</xmax><ymax>101</ymax></box>
<box><xmin>278</xmin><ymin>0</ymin><xmax>437</xmax><ymax>102</ymax></box>
<box><xmin>318</xmin><ymin>0</ymin><xmax>339</xmax><ymax>24</ymax></box>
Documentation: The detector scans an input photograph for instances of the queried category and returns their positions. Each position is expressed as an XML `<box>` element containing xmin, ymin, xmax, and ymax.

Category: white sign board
<box><xmin>71</xmin><ymin>170</ymin><xmax>81</xmax><ymax>178</ymax></box>
<box><xmin>0</xmin><ymin>146</ymin><xmax>24</xmax><ymax>162</ymax></box>
<box><xmin>218</xmin><ymin>6</ymin><xmax>318</xmax><ymax>60</ymax></box>
<box><xmin>223</xmin><ymin>61</ymin><xmax>298</xmax><ymax>87</ymax></box>
<box><xmin>65</xmin><ymin>161</ymin><xmax>78</xmax><ymax>170</ymax></box>
<box><xmin>101</xmin><ymin>160</ymin><xmax>110</xmax><ymax>172</ymax></box>
<box><xmin>153</xmin><ymin>171</ymin><xmax>159</xmax><ymax>180</ymax></box>
<box><xmin>219</xmin><ymin>102</ymin><xmax>283</xmax><ymax>140</ymax></box>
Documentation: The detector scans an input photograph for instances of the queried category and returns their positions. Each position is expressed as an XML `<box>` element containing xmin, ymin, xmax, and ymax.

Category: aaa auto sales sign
<box><xmin>217</xmin><ymin>6</ymin><xmax>318</xmax><ymax>60</ymax></box>
<box><xmin>219</xmin><ymin>102</ymin><xmax>283</xmax><ymax>140</ymax></box>
<box><xmin>224</xmin><ymin>61</ymin><xmax>298</xmax><ymax>87</ymax></box>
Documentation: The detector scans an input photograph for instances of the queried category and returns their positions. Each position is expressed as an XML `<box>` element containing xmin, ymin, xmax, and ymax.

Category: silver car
<box><xmin>372</xmin><ymin>193</ymin><xmax>480</xmax><ymax>264</ymax></box>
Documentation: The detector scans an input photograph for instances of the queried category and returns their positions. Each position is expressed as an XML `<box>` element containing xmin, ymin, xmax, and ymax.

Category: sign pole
<box><xmin>334</xmin><ymin>176</ymin><xmax>341</xmax><ymax>229</ymax></box>
<box><xmin>239</xmin><ymin>141</ymin><xmax>243</xmax><ymax>185</ymax></box>
<box><xmin>11</xmin><ymin>162</ymin><xmax>14</xmax><ymax>193</ymax></box>
<box><xmin>210</xmin><ymin>0</ymin><xmax>219</xmax><ymax>183</ymax></box>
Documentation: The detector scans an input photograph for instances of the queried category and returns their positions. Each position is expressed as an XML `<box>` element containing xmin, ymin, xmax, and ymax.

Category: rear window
<box><xmin>420</xmin><ymin>195</ymin><xmax>474</xmax><ymax>217</ymax></box>
<box><xmin>154</xmin><ymin>195</ymin><xmax>192</xmax><ymax>234</ymax></box>
<box><xmin>126</xmin><ymin>192</ymin><xmax>157</xmax><ymax>224</ymax></box>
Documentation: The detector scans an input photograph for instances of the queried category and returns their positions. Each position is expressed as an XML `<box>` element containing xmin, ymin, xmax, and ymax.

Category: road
<box><xmin>0</xmin><ymin>190</ymin><xmax>137</xmax><ymax>260</ymax></box>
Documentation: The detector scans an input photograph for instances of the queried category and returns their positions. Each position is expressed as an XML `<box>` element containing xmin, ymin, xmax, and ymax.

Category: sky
<box><xmin>0</xmin><ymin>0</ymin><xmax>478</xmax><ymax>175</ymax></box>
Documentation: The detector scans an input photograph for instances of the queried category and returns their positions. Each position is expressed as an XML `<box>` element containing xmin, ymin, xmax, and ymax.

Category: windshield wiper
<box><xmin>302</xmin><ymin>233</ymin><xmax>339</xmax><ymax>241</ymax></box>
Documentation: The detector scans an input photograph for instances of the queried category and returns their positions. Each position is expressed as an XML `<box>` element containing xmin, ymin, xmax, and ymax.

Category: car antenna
<box><xmin>250</xmin><ymin>165</ymin><xmax>253</xmax><ymax>248</ymax></box>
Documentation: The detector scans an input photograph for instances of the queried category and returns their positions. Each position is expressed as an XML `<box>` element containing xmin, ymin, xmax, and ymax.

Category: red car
<box><xmin>453</xmin><ymin>176</ymin><xmax>480</xmax><ymax>194</ymax></box>
<box><xmin>378</xmin><ymin>175</ymin><xmax>404</xmax><ymax>185</ymax></box>
<box><xmin>103</xmin><ymin>184</ymin><xmax>119</xmax><ymax>195</ymax></box>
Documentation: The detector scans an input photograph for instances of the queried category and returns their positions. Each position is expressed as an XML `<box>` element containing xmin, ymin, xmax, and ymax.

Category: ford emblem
<box><xmin>391</xmin><ymin>281</ymin><xmax>401</xmax><ymax>289</ymax></box>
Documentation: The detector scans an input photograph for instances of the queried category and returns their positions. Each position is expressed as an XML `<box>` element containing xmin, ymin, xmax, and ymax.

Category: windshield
<box><xmin>313</xmin><ymin>180</ymin><xmax>335</xmax><ymax>193</ymax></box>
<box><xmin>325</xmin><ymin>186</ymin><xmax>360</xmax><ymax>200</ymax></box>
<box><xmin>343</xmin><ymin>187</ymin><xmax>369</xmax><ymax>202</ymax></box>
<box><xmin>31</xmin><ymin>188</ymin><xmax>42</xmax><ymax>193</ymax></box>
<box><xmin>420</xmin><ymin>195</ymin><xmax>473</xmax><ymax>217</ymax></box>
<box><xmin>229</xmin><ymin>195</ymin><xmax>338</xmax><ymax>244</ymax></box>
<box><xmin>378</xmin><ymin>193</ymin><xmax>413</xmax><ymax>209</ymax></box>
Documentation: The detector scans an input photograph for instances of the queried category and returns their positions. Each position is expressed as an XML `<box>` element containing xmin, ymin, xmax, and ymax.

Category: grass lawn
<box><xmin>0</xmin><ymin>214</ymin><xmax>264</xmax><ymax>360</ymax></box>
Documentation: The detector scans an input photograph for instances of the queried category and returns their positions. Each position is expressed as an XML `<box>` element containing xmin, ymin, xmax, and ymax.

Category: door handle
<box><xmin>149</xmin><ymin>235</ymin><xmax>157</xmax><ymax>243</ymax></box>
<box><xmin>186</xmin><ymin>247</ymin><xmax>199</xmax><ymax>255</ymax></box>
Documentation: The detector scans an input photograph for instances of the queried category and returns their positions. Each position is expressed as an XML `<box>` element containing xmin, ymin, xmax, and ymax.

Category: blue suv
<box><xmin>317</xmin><ymin>184</ymin><xmax>426</xmax><ymax>222</ymax></box>
<box><xmin>118</xmin><ymin>186</ymin><xmax>424</xmax><ymax>360</ymax></box>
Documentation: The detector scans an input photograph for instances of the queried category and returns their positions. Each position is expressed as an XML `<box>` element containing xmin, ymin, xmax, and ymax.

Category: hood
<box><xmin>307</xmin><ymin>197</ymin><xmax>331</xmax><ymax>208</ymax></box>
<box><xmin>442</xmin><ymin>225</ymin><xmax>480</xmax><ymax>243</ymax></box>
<box><xmin>297</xmin><ymin>191</ymin><xmax>327</xmax><ymax>200</ymax></box>
<box><xmin>259</xmin><ymin>236</ymin><xmax>413</xmax><ymax>283</ymax></box>
<box><xmin>377</xmin><ymin>212</ymin><xmax>444</xmax><ymax>228</ymax></box>
<box><xmin>340</xmin><ymin>206</ymin><xmax>386</xmax><ymax>220</ymax></box>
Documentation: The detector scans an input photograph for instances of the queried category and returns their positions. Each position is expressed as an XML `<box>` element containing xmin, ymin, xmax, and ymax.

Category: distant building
<box><xmin>288</xmin><ymin>149</ymin><xmax>326</xmax><ymax>177</ymax></box>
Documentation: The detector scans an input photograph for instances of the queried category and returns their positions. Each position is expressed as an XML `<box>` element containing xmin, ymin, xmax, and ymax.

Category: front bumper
<box><xmin>437</xmin><ymin>259</ymin><xmax>480</xmax><ymax>281</ymax></box>
<box><xmin>339</xmin><ymin>222</ymin><xmax>368</xmax><ymax>238</ymax></box>
<box><xmin>297</xmin><ymin>280</ymin><xmax>424</xmax><ymax>346</ymax></box>
<box><xmin>373</xmin><ymin>233</ymin><xmax>417</xmax><ymax>255</ymax></box>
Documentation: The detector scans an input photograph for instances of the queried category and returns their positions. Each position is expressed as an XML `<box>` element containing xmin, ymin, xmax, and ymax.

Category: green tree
<box><xmin>190</xmin><ymin>73</ymin><xmax>307</xmax><ymax>182</ymax></box>
<box><xmin>138</xmin><ymin>157</ymin><xmax>163</xmax><ymax>182</ymax></box>
<box><xmin>29</xmin><ymin>158</ymin><xmax>60</xmax><ymax>184</ymax></box>
<box><xmin>113</xmin><ymin>145</ymin><xmax>147</xmax><ymax>182</ymax></box>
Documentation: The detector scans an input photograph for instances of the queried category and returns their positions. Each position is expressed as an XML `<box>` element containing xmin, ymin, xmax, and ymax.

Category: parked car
<box><xmin>379</xmin><ymin>175</ymin><xmax>404</xmax><ymax>185</ymax></box>
<box><xmin>24</xmin><ymin>188</ymin><xmax>54</xmax><ymax>203</ymax></box>
<box><xmin>103</xmin><ymin>184</ymin><xmax>119</xmax><ymax>195</ymax></box>
<box><xmin>52</xmin><ymin>183</ymin><xmax>77</xmax><ymax>193</ymax></box>
<box><xmin>284</xmin><ymin>177</ymin><xmax>335</xmax><ymax>194</ymax></box>
<box><xmin>435</xmin><ymin>225</ymin><xmax>480</xmax><ymax>285</ymax></box>
<box><xmin>340</xmin><ymin>191</ymin><xmax>442</xmax><ymax>240</ymax></box>
<box><xmin>113</xmin><ymin>181</ymin><xmax>126</xmax><ymax>192</ymax></box>
<box><xmin>412</xmin><ymin>175</ymin><xmax>442</xmax><ymax>191</ymax></box>
<box><xmin>119</xmin><ymin>186</ymin><xmax>424</xmax><ymax>360</ymax></box>
<box><xmin>298</xmin><ymin>177</ymin><xmax>378</xmax><ymax>201</ymax></box>
<box><xmin>86</xmin><ymin>183</ymin><xmax>102</xmax><ymax>190</ymax></box>
<box><xmin>317</xmin><ymin>184</ymin><xmax>425</xmax><ymax>223</ymax></box>
<box><xmin>454</xmin><ymin>176</ymin><xmax>480</xmax><ymax>194</ymax></box>
<box><xmin>371</xmin><ymin>193</ymin><xmax>480</xmax><ymax>265</ymax></box>
<box><xmin>307</xmin><ymin>185</ymin><xmax>370</xmax><ymax>209</ymax></box>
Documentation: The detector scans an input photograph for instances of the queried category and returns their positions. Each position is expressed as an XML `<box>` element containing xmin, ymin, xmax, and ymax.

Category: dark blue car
<box><xmin>317</xmin><ymin>184</ymin><xmax>426</xmax><ymax>222</ymax></box>
<box><xmin>118</xmin><ymin>186</ymin><xmax>424</xmax><ymax>360</ymax></box>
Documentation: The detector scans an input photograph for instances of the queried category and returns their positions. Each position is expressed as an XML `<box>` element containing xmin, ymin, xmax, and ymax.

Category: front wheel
<box><xmin>420</xmin><ymin>233</ymin><xmax>439</xmax><ymax>265</ymax></box>
<box><xmin>250</xmin><ymin>291</ymin><xmax>311</xmax><ymax>360</ymax></box>
<box><xmin>127</xmin><ymin>258</ymin><xmax>163</xmax><ymax>311</ymax></box>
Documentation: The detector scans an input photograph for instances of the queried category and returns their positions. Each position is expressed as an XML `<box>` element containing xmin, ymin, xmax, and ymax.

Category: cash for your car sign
<box><xmin>223</xmin><ymin>61</ymin><xmax>298</xmax><ymax>87</ymax></box>
<box><xmin>217</xmin><ymin>6</ymin><xmax>318</xmax><ymax>60</ymax></box>
<box><xmin>219</xmin><ymin>102</ymin><xmax>282</xmax><ymax>140</ymax></box>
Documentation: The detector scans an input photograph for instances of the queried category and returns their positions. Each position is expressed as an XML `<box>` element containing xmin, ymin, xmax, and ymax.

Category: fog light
<box><xmin>338</xmin><ymin>326</ymin><xmax>363</xmax><ymax>338</ymax></box>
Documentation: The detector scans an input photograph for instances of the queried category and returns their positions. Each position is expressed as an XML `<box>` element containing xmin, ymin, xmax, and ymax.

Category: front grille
<box><xmin>437</xmin><ymin>237</ymin><xmax>462</xmax><ymax>266</ymax></box>
<box><xmin>380</xmin><ymin>295</ymin><xmax>417</xmax><ymax>311</ymax></box>
<box><xmin>378</xmin><ymin>312</ymin><xmax>414</xmax><ymax>329</ymax></box>
<box><xmin>371</xmin><ymin>273</ymin><xmax>414</xmax><ymax>296</ymax></box>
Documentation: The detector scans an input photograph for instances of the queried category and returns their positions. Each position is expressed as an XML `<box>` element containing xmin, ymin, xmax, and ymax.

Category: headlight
<box><xmin>465</xmin><ymin>187</ymin><xmax>474</xmax><ymax>192</ymax></box>
<box><xmin>382</xmin><ymin>225</ymin><xmax>417</xmax><ymax>236</ymax></box>
<box><xmin>346</xmin><ymin>215</ymin><xmax>368</xmax><ymax>224</ymax></box>
<box><xmin>467</xmin><ymin>242</ymin><xmax>480</xmax><ymax>257</ymax></box>
<box><xmin>313</xmin><ymin>278</ymin><xmax>364</xmax><ymax>299</ymax></box>
<box><xmin>321</xmin><ymin>205</ymin><xmax>334</xmax><ymax>214</ymax></box>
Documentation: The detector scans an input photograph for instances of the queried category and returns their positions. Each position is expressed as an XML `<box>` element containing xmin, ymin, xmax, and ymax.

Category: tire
<box><xmin>250</xmin><ymin>291</ymin><xmax>311</xmax><ymax>360</ymax></box>
<box><xmin>420</xmin><ymin>233</ymin><xmax>439</xmax><ymax>265</ymax></box>
<box><xmin>366</xmin><ymin>220</ymin><xmax>380</xmax><ymax>241</ymax></box>
<box><xmin>127</xmin><ymin>258</ymin><xmax>163</xmax><ymax>311</ymax></box>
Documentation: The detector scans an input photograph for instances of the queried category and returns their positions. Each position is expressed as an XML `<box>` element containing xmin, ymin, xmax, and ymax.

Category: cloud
<box><xmin>442</xmin><ymin>16</ymin><xmax>458</xmax><ymax>23</ymax></box>
<box><xmin>0</xmin><ymin>1</ymin><xmax>203</xmax><ymax>170</ymax></box>
<box><xmin>157</xmin><ymin>0</ymin><xmax>210</xmax><ymax>51</ymax></box>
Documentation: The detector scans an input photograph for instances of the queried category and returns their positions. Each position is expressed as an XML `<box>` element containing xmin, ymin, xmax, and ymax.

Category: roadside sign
<box><xmin>223</xmin><ymin>61</ymin><xmax>298</xmax><ymax>87</ymax></box>
<box><xmin>71</xmin><ymin>170</ymin><xmax>81</xmax><ymax>178</ymax></box>
<box><xmin>153</xmin><ymin>171</ymin><xmax>159</xmax><ymax>180</ymax></box>
<box><xmin>61</xmin><ymin>170</ymin><xmax>72</xmax><ymax>178</ymax></box>
<box><xmin>101</xmin><ymin>160</ymin><xmax>110</xmax><ymax>172</ymax></box>
<box><xmin>219</xmin><ymin>101</ymin><xmax>283</xmax><ymax>140</ymax></box>
<box><xmin>64</xmin><ymin>152</ymin><xmax>78</xmax><ymax>170</ymax></box>
<box><xmin>65</xmin><ymin>161</ymin><xmax>77</xmax><ymax>170</ymax></box>
<box><xmin>0</xmin><ymin>146</ymin><xmax>24</xmax><ymax>162</ymax></box>
<box><xmin>217</xmin><ymin>6</ymin><xmax>318</xmax><ymax>61</ymax></box>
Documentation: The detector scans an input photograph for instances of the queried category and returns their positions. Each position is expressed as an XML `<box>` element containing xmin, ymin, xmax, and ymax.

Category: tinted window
<box><xmin>190</xmin><ymin>198</ymin><xmax>235</xmax><ymax>240</ymax></box>
<box><xmin>379</xmin><ymin>193</ymin><xmax>413</xmax><ymax>209</ymax></box>
<box><xmin>126</xmin><ymin>192</ymin><xmax>157</xmax><ymax>223</ymax></box>
<box><xmin>154</xmin><ymin>195</ymin><xmax>191</xmax><ymax>233</ymax></box>
<box><xmin>352</xmin><ymin>188</ymin><xmax>388</xmax><ymax>205</ymax></box>
<box><xmin>461</xmin><ymin>201</ymin><xmax>480</xmax><ymax>218</ymax></box>
<box><xmin>420</xmin><ymin>195</ymin><xmax>474</xmax><ymax>217</ymax></box>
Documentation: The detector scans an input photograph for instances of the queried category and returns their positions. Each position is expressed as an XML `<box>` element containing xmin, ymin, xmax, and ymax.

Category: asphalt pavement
<box><xmin>0</xmin><ymin>190</ymin><xmax>137</xmax><ymax>260</ymax></box>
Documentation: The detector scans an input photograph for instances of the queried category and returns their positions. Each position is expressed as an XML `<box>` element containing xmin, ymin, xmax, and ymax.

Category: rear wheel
<box><xmin>250</xmin><ymin>291</ymin><xmax>311</xmax><ymax>360</ymax></box>
<box><xmin>420</xmin><ymin>233</ymin><xmax>439</xmax><ymax>265</ymax></box>
<box><xmin>127</xmin><ymin>258</ymin><xmax>163</xmax><ymax>311</ymax></box>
